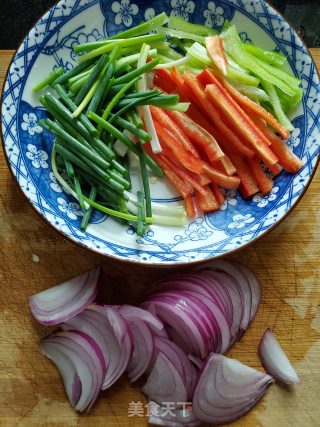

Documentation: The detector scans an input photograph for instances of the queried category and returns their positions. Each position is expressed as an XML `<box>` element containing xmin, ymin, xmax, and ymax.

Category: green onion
<box><xmin>54</xmin><ymin>58</ymin><xmax>96</xmax><ymax>85</ymax></box>
<box><xmin>44</xmin><ymin>119</ymin><xmax>111</xmax><ymax>171</ymax></box>
<box><xmin>80</xmin><ymin>185</ymin><xmax>97</xmax><ymax>231</ymax></box>
<box><xmin>108</xmin><ymin>12</ymin><xmax>169</xmax><ymax>40</ymax></box>
<box><xmin>68</xmin><ymin>67</ymin><xmax>93</xmax><ymax>86</ymax></box>
<box><xmin>88</xmin><ymin>112</ymin><xmax>164</xmax><ymax>177</ymax></box>
<box><xmin>125</xmin><ymin>89</ymin><xmax>159</xmax><ymax>100</ymax></box>
<box><xmin>131</xmin><ymin>109</ymin><xmax>144</xmax><ymax>128</ymax></box>
<box><xmin>74</xmin><ymin>54</ymin><xmax>109</xmax><ymax>105</ymax></box>
<box><xmin>39</xmin><ymin>97</ymin><xmax>93</xmax><ymax>150</ymax></box>
<box><xmin>88</xmin><ymin>46</ymin><xmax>121</xmax><ymax>114</ymax></box>
<box><xmin>138</xmin><ymin>142</ymin><xmax>152</xmax><ymax>218</ymax></box>
<box><xmin>33</xmin><ymin>67</ymin><xmax>64</xmax><ymax>92</ymax></box>
<box><xmin>109</xmin><ymin>114</ymin><xmax>151</xmax><ymax>142</ymax></box>
<box><xmin>69</xmin><ymin>73</ymin><xmax>90</xmax><ymax>94</ymax></box>
<box><xmin>136</xmin><ymin>191</ymin><xmax>146</xmax><ymax>236</ymax></box>
<box><xmin>73</xmin><ymin>175</ymin><xmax>86</xmax><ymax>209</ymax></box>
<box><xmin>64</xmin><ymin>158</ymin><xmax>75</xmax><ymax>180</ymax></box>
<box><xmin>51</xmin><ymin>144</ymin><xmax>90</xmax><ymax>208</ymax></box>
<box><xmin>77</xmin><ymin>34</ymin><xmax>166</xmax><ymax>61</ymax></box>
<box><xmin>112</xmin><ymin>57</ymin><xmax>160</xmax><ymax>85</ymax></box>
<box><xmin>116</xmin><ymin>94</ymin><xmax>179</xmax><ymax>109</ymax></box>
<box><xmin>53</xmin><ymin>84</ymin><xmax>97</xmax><ymax>135</ymax></box>
<box><xmin>100</xmin><ymin>76</ymin><xmax>141</xmax><ymax>123</ymax></box>
<box><xmin>115</xmin><ymin>48</ymin><xmax>158</xmax><ymax>67</ymax></box>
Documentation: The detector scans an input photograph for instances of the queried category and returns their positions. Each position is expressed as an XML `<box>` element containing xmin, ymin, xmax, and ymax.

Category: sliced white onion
<box><xmin>259</xmin><ymin>329</ymin><xmax>300</xmax><ymax>385</ymax></box>
<box><xmin>29</xmin><ymin>267</ymin><xmax>99</xmax><ymax>325</ymax></box>
<box><xmin>143</xmin><ymin>352</ymin><xmax>188</xmax><ymax>405</ymax></box>
<box><xmin>193</xmin><ymin>353</ymin><xmax>273</xmax><ymax>425</ymax></box>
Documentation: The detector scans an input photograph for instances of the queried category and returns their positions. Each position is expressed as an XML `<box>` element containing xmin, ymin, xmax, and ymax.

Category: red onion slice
<box><xmin>29</xmin><ymin>267</ymin><xmax>99</xmax><ymax>325</ymax></box>
<box><xmin>143</xmin><ymin>352</ymin><xmax>188</xmax><ymax>405</ymax></box>
<box><xmin>118</xmin><ymin>305</ymin><xmax>165</xmax><ymax>332</ymax></box>
<box><xmin>39</xmin><ymin>342</ymin><xmax>81</xmax><ymax>407</ymax></box>
<box><xmin>142</xmin><ymin>300</ymin><xmax>207</xmax><ymax>357</ymax></box>
<box><xmin>259</xmin><ymin>329</ymin><xmax>300</xmax><ymax>385</ymax></box>
<box><xmin>234</xmin><ymin>262</ymin><xmax>262</xmax><ymax>321</ymax></box>
<box><xmin>41</xmin><ymin>330</ymin><xmax>105</xmax><ymax>412</ymax></box>
<box><xmin>88</xmin><ymin>305</ymin><xmax>133</xmax><ymax>389</ymax></box>
<box><xmin>152</xmin><ymin>337</ymin><xmax>195</xmax><ymax>399</ymax></box>
<box><xmin>188</xmin><ymin>354</ymin><xmax>204</xmax><ymax>371</ymax></box>
<box><xmin>197</xmin><ymin>260</ymin><xmax>252</xmax><ymax>336</ymax></box>
<box><xmin>193</xmin><ymin>353</ymin><xmax>273</xmax><ymax>425</ymax></box>
<box><xmin>127</xmin><ymin>320</ymin><xmax>154</xmax><ymax>382</ymax></box>
<box><xmin>149</xmin><ymin>405</ymin><xmax>201</xmax><ymax>426</ymax></box>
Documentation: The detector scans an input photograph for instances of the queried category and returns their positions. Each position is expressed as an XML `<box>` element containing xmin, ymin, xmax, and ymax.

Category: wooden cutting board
<box><xmin>0</xmin><ymin>49</ymin><xmax>319</xmax><ymax>427</ymax></box>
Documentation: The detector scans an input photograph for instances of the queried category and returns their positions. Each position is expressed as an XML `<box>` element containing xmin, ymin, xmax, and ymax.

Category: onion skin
<box><xmin>259</xmin><ymin>329</ymin><xmax>300</xmax><ymax>385</ymax></box>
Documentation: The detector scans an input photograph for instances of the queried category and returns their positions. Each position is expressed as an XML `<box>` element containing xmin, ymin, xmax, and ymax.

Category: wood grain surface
<box><xmin>0</xmin><ymin>49</ymin><xmax>319</xmax><ymax>427</ymax></box>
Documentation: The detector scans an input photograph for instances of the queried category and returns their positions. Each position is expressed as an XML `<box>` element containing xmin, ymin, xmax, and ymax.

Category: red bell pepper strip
<box><xmin>211</xmin><ymin>182</ymin><xmax>225</xmax><ymax>205</ymax></box>
<box><xmin>205</xmin><ymin>69</ymin><xmax>290</xmax><ymax>140</ymax></box>
<box><xmin>150</xmin><ymin>106</ymin><xmax>199</xmax><ymax>158</ymax></box>
<box><xmin>248</xmin><ymin>157</ymin><xmax>274</xmax><ymax>195</ymax></box>
<box><xmin>184</xmin><ymin>195</ymin><xmax>196</xmax><ymax>218</ymax></box>
<box><xmin>164</xmin><ymin>109</ymin><xmax>224</xmax><ymax>162</ymax></box>
<box><xmin>219</xmin><ymin>143</ymin><xmax>259</xmax><ymax>198</ymax></box>
<box><xmin>153</xmin><ymin>69</ymin><xmax>176</xmax><ymax>93</ymax></box>
<box><xmin>150</xmin><ymin>154</ymin><xmax>193</xmax><ymax>198</ymax></box>
<box><xmin>153</xmin><ymin>121</ymin><xmax>204</xmax><ymax>173</ymax></box>
<box><xmin>249</xmin><ymin>114</ymin><xmax>303</xmax><ymax>173</ymax></box>
<box><xmin>182</xmin><ymin>72</ymin><xmax>255</xmax><ymax>158</ymax></box>
<box><xmin>205</xmin><ymin>36</ymin><xmax>228</xmax><ymax>75</ymax></box>
<box><xmin>201</xmin><ymin>163</ymin><xmax>240</xmax><ymax>190</ymax></box>
<box><xmin>161</xmin><ymin>156</ymin><xmax>208</xmax><ymax>196</ymax></box>
<box><xmin>199</xmin><ymin>70</ymin><xmax>274</xmax><ymax>148</ymax></box>
<box><xmin>205</xmin><ymin>84</ymin><xmax>279</xmax><ymax>165</ymax></box>
<box><xmin>195</xmin><ymin>186</ymin><xmax>220</xmax><ymax>212</ymax></box>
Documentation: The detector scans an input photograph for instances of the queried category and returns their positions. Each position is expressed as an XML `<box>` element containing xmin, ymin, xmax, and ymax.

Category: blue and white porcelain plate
<box><xmin>1</xmin><ymin>0</ymin><xmax>320</xmax><ymax>265</ymax></box>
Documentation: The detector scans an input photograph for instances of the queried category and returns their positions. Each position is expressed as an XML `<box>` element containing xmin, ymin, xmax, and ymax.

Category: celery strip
<box><xmin>233</xmin><ymin>84</ymin><xmax>269</xmax><ymax>102</ymax></box>
<box><xmin>243</xmin><ymin>44</ymin><xmax>287</xmax><ymax>68</ymax></box>
<box><xmin>185</xmin><ymin>42</ymin><xmax>211</xmax><ymax>66</ymax></box>
<box><xmin>157</xmin><ymin>27</ymin><xmax>206</xmax><ymax>44</ymax></box>
<box><xmin>261</xmin><ymin>81</ymin><xmax>294</xmax><ymax>131</ymax></box>
<box><xmin>222</xmin><ymin>26</ymin><xmax>298</xmax><ymax>96</ymax></box>
<box><xmin>107</xmin><ymin>12</ymin><xmax>169</xmax><ymax>40</ymax></box>
<box><xmin>226</xmin><ymin>66</ymin><xmax>260</xmax><ymax>87</ymax></box>
<box><xmin>168</xmin><ymin>15</ymin><xmax>217</xmax><ymax>37</ymax></box>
